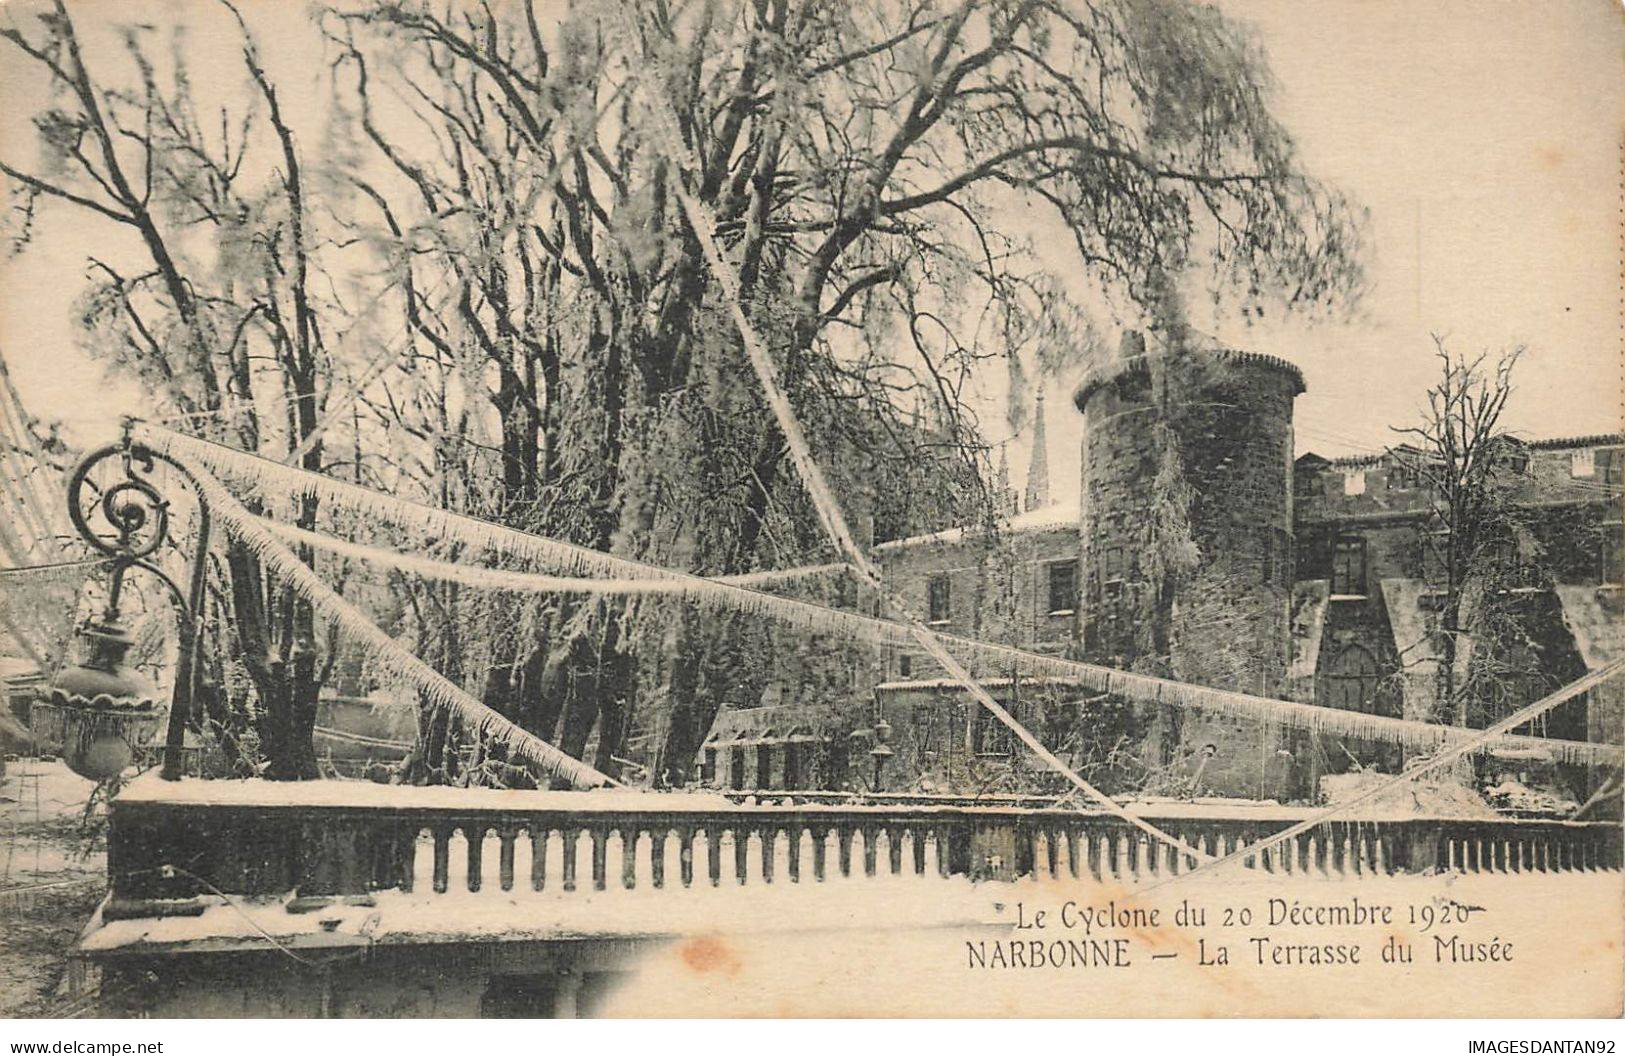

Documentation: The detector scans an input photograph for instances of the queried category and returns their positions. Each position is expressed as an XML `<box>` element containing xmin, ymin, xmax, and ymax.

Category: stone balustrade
<box><xmin>103</xmin><ymin>776</ymin><xmax>1622</xmax><ymax>911</ymax></box>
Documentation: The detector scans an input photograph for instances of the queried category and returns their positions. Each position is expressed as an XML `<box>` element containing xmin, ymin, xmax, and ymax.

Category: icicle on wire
<box><xmin>185</xmin><ymin>464</ymin><xmax>617</xmax><ymax>790</ymax></box>
<box><xmin>264</xmin><ymin>517</ymin><xmax>848</xmax><ymax>592</ymax></box>
<box><xmin>259</xmin><ymin>517</ymin><xmax>849</xmax><ymax>596</ymax></box>
<box><xmin>132</xmin><ymin>423</ymin><xmax>1624</xmax><ymax>769</ymax></box>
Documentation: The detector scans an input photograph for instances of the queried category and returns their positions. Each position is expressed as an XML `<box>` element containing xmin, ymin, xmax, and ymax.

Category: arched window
<box><xmin>1321</xmin><ymin>645</ymin><xmax>1382</xmax><ymax>713</ymax></box>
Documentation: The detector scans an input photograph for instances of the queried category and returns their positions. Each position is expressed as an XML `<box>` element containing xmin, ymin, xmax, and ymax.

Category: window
<box><xmin>1604</xmin><ymin>449</ymin><xmax>1623</xmax><ymax>486</ymax></box>
<box><xmin>1101</xmin><ymin>546</ymin><xmax>1125</xmax><ymax>600</ymax></box>
<box><xmin>1571</xmin><ymin>449</ymin><xmax>1596</xmax><ymax>478</ymax></box>
<box><xmin>1047</xmin><ymin>560</ymin><xmax>1078</xmax><ymax>614</ymax></box>
<box><xmin>897</xmin><ymin>653</ymin><xmax>912</xmax><ymax>679</ymax></box>
<box><xmin>927</xmin><ymin>573</ymin><xmax>951</xmax><ymax>623</ymax></box>
<box><xmin>701</xmin><ymin>748</ymin><xmax>717</xmax><ymax>784</ymax></box>
<box><xmin>1342</xmin><ymin>470</ymin><xmax>1366</xmax><ymax>496</ymax></box>
<box><xmin>755</xmin><ymin>743</ymin><xmax>773</xmax><ymax>788</ymax></box>
<box><xmin>1320</xmin><ymin>645</ymin><xmax>1382</xmax><ymax>714</ymax></box>
<box><xmin>913</xmin><ymin>703</ymin><xmax>940</xmax><ymax>754</ymax></box>
<box><xmin>1294</xmin><ymin>470</ymin><xmax>1319</xmax><ymax>498</ymax></box>
<box><xmin>1331</xmin><ymin>536</ymin><xmax>1366</xmax><ymax>595</ymax></box>
<box><xmin>972</xmin><ymin>709</ymin><xmax>1013</xmax><ymax>756</ymax></box>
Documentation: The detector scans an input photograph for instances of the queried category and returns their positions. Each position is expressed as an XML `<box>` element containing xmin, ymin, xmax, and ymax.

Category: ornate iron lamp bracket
<box><xmin>66</xmin><ymin>421</ymin><xmax>212</xmax><ymax>780</ymax></box>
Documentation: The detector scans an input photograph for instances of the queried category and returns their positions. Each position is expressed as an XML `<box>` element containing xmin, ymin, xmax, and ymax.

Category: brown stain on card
<box><xmin>678</xmin><ymin>934</ymin><xmax>743</xmax><ymax>979</ymax></box>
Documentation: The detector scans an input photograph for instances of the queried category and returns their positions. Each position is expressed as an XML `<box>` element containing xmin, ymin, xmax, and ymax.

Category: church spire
<box><xmin>994</xmin><ymin>441</ymin><xmax>1016</xmax><ymax>515</ymax></box>
<box><xmin>1023</xmin><ymin>390</ymin><xmax>1051</xmax><ymax>510</ymax></box>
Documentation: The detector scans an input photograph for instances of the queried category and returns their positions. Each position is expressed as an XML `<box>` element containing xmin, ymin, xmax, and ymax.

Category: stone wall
<box><xmin>1074</xmin><ymin>346</ymin><xmax>1302</xmax><ymax>797</ymax></box>
<box><xmin>875</xmin><ymin>522</ymin><xmax>1080</xmax><ymax>682</ymax></box>
<box><xmin>96</xmin><ymin>939</ymin><xmax>650</xmax><ymax>1018</ymax></box>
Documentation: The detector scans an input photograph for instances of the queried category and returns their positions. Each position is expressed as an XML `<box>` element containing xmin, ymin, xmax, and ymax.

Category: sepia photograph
<box><xmin>0</xmin><ymin>0</ymin><xmax>1620</xmax><ymax>1030</ymax></box>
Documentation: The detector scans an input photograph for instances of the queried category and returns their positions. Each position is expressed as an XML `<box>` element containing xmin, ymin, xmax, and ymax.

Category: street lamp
<box><xmin>869</xmin><ymin>717</ymin><xmax>894</xmax><ymax>792</ymax></box>
<box><xmin>36</xmin><ymin>428</ymin><xmax>210</xmax><ymax>781</ymax></box>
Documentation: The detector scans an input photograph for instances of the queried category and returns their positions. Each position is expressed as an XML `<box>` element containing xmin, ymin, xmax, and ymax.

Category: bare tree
<box><xmin>1391</xmin><ymin>335</ymin><xmax>1527</xmax><ymax>729</ymax></box>
<box><xmin>0</xmin><ymin>0</ymin><xmax>345</xmax><ymax>777</ymax></box>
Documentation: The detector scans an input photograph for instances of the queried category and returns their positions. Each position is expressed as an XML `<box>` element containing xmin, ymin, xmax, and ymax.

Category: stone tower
<box><xmin>1073</xmin><ymin>330</ymin><xmax>1302</xmax><ymax>795</ymax></box>
<box><xmin>1023</xmin><ymin>390</ymin><xmax>1051</xmax><ymax>511</ymax></box>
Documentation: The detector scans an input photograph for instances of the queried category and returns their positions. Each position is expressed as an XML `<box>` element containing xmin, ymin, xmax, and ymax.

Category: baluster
<box><xmin>934</xmin><ymin>828</ymin><xmax>952</xmax><ymax>879</ymax></box>
<box><xmin>590</xmin><ymin>828</ymin><xmax>609</xmax><ymax>891</ymax></box>
<box><xmin>432</xmin><ymin>826</ymin><xmax>453</xmax><ymax>894</ymax></box>
<box><xmin>814</xmin><ymin>826</ymin><xmax>831</xmax><ymax>881</ymax></box>
<box><xmin>398</xmin><ymin>826</ymin><xmax>418</xmax><ymax>893</ymax></box>
<box><xmin>837</xmin><ymin>826</ymin><xmax>854</xmax><ymax>878</ymax></box>
<box><xmin>530</xmin><ymin>827</ymin><xmax>549</xmax><ymax>891</ymax></box>
<box><xmin>861</xmin><ymin>826</ymin><xmax>878</xmax><ymax>878</ymax></box>
<box><xmin>1085</xmin><ymin>833</ymin><xmax>1102</xmax><ymax>880</ymax></box>
<box><xmin>733</xmin><ymin>826</ymin><xmax>752</xmax><ymax>884</ymax></box>
<box><xmin>787</xmin><ymin>826</ymin><xmax>803</xmax><ymax>882</ymax></box>
<box><xmin>703</xmin><ymin>828</ymin><xmax>722</xmax><ymax>887</ymax></box>
<box><xmin>561</xmin><ymin>829</ymin><xmax>580</xmax><ymax>892</ymax></box>
<box><xmin>760</xmin><ymin>828</ymin><xmax>776</xmax><ymax>884</ymax></box>
<box><xmin>498</xmin><ymin>827</ymin><xmax>517</xmax><ymax>892</ymax></box>
<box><xmin>887</xmin><ymin>827</ymin><xmax>904</xmax><ymax>876</ymax></box>
<box><xmin>910</xmin><ymin>829</ymin><xmax>926</xmax><ymax>875</ymax></box>
<box><xmin>650</xmin><ymin>830</ymin><xmax>668</xmax><ymax>889</ymax></box>
<box><xmin>622</xmin><ymin>828</ymin><xmax>639</xmax><ymax>890</ymax></box>
<box><xmin>678</xmin><ymin>827</ymin><xmax>696</xmax><ymax>888</ymax></box>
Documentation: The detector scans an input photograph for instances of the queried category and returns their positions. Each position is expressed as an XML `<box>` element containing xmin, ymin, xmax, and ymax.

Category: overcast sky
<box><xmin>1</xmin><ymin>0</ymin><xmax>1620</xmax><ymax>508</ymax></box>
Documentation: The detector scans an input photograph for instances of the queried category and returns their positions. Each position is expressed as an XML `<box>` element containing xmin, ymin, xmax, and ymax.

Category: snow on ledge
<box><xmin>113</xmin><ymin>772</ymin><xmax>733</xmax><ymax>812</ymax></box>
<box><xmin>108</xmin><ymin>772</ymin><xmax>1602</xmax><ymax>824</ymax></box>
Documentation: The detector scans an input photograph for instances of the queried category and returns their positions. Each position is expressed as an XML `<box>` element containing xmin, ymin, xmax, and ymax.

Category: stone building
<box><xmin>699</xmin><ymin>331</ymin><xmax>1623</xmax><ymax>806</ymax></box>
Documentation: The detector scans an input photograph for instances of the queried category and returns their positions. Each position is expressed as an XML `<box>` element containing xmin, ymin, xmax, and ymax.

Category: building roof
<box><xmin>703</xmin><ymin>704</ymin><xmax>830</xmax><ymax>747</ymax></box>
<box><xmin>874</xmin><ymin>499</ymin><xmax>1079</xmax><ymax>552</ymax></box>
<box><xmin>1074</xmin><ymin>344</ymin><xmax>1306</xmax><ymax>408</ymax></box>
<box><xmin>1302</xmin><ymin>435</ymin><xmax>1622</xmax><ymax>471</ymax></box>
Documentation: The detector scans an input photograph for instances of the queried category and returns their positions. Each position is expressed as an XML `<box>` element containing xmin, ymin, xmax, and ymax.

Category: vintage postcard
<box><xmin>0</xmin><ymin>0</ymin><xmax>1620</xmax><ymax>1024</ymax></box>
